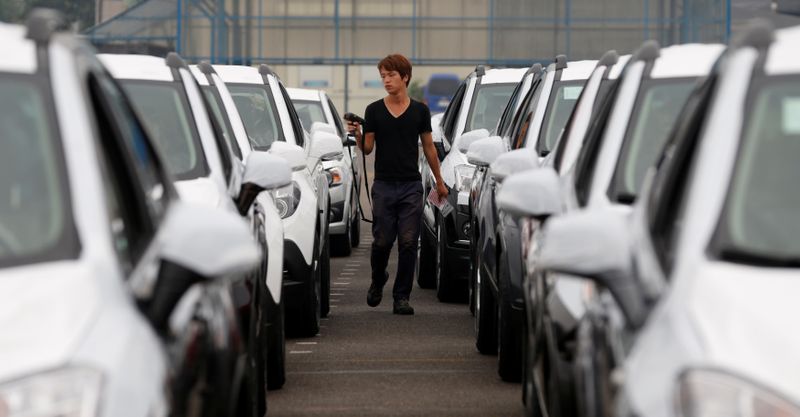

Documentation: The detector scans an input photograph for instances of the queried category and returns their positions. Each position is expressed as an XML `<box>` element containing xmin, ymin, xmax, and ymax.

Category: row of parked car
<box><xmin>419</xmin><ymin>20</ymin><xmax>800</xmax><ymax>417</ymax></box>
<box><xmin>0</xmin><ymin>9</ymin><xmax>364</xmax><ymax>417</ymax></box>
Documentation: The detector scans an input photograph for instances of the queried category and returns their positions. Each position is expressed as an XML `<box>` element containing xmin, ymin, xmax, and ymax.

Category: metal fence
<box><xmin>87</xmin><ymin>0</ymin><xmax>731</xmax><ymax>65</ymax></box>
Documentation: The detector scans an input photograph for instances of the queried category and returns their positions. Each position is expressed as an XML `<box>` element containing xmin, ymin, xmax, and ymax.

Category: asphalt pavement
<box><xmin>268</xmin><ymin>151</ymin><xmax>523</xmax><ymax>417</ymax></box>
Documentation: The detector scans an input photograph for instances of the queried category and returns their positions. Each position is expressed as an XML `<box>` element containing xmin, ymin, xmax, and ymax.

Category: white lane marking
<box><xmin>290</xmin><ymin>351</ymin><xmax>313</xmax><ymax>354</ymax></box>
<box><xmin>296</xmin><ymin>341</ymin><xmax>317</xmax><ymax>345</ymax></box>
<box><xmin>330</xmin><ymin>293</ymin><xmax>345</xmax><ymax>296</ymax></box>
<box><xmin>333</xmin><ymin>282</ymin><xmax>351</xmax><ymax>285</ymax></box>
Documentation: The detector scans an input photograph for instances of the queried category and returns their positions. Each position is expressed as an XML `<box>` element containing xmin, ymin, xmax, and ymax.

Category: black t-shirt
<box><xmin>363</xmin><ymin>98</ymin><xmax>432</xmax><ymax>182</ymax></box>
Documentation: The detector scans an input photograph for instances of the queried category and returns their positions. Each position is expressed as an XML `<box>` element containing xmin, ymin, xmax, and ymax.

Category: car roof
<box><xmin>560</xmin><ymin>60</ymin><xmax>598</xmax><ymax>81</ymax></box>
<box><xmin>287</xmin><ymin>87</ymin><xmax>322</xmax><ymax>101</ymax></box>
<box><xmin>766</xmin><ymin>25</ymin><xmax>800</xmax><ymax>75</ymax></box>
<box><xmin>0</xmin><ymin>23</ymin><xmax>38</xmax><ymax>74</ymax></box>
<box><xmin>213</xmin><ymin>65</ymin><xmax>264</xmax><ymax>85</ymax></box>
<box><xmin>480</xmin><ymin>67</ymin><xmax>527</xmax><ymax>84</ymax></box>
<box><xmin>99</xmin><ymin>54</ymin><xmax>174</xmax><ymax>81</ymax></box>
<box><xmin>650</xmin><ymin>43</ymin><xmax>725</xmax><ymax>79</ymax></box>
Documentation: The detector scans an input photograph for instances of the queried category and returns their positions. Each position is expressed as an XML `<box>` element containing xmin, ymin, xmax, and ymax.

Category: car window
<box><xmin>0</xmin><ymin>74</ymin><xmax>79</xmax><ymax>268</ymax></box>
<box><xmin>228</xmin><ymin>84</ymin><xmax>285</xmax><ymax>150</ymax></box>
<box><xmin>277</xmin><ymin>82</ymin><xmax>307</xmax><ymax>147</ymax></box>
<box><xmin>88</xmin><ymin>71</ymin><xmax>170</xmax><ymax>266</ymax></box>
<box><xmin>509</xmin><ymin>77</ymin><xmax>544</xmax><ymax>150</ymax></box>
<box><xmin>608</xmin><ymin>79</ymin><xmax>696</xmax><ymax>202</ymax></box>
<box><xmin>713</xmin><ymin>76</ymin><xmax>800</xmax><ymax>263</ymax></box>
<box><xmin>327</xmin><ymin>97</ymin><xmax>346</xmax><ymax>136</ymax></box>
<box><xmin>203</xmin><ymin>86</ymin><xmax>243</xmax><ymax>160</ymax></box>
<box><xmin>537</xmin><ymin>81</ymin><xmax>584</xmax><ymax>153</ymax></box>
<box><xmin>464</xmin><ymin>83</ymin><xmax>516</xmax><ymax>132</ymax></box>
<box><xmin>122</xmin><ymin>81</ymin><xmax>210</xmax><ymax>182</ymax></box>
<box><xmin>646</xmin><ymin>75</ymin><xmax>716</xmax><ymax>272</ymax></box>
<box><xmin>292</xmin><ymin>99</ymin><xmax>327</xmax><ymax>131</ymax></box>
<box><xmin>496</xmin><ymin>75</ymin><xmax>528</xmax><ymax>136</ymax></box>
<box><xmin>442</xmin><ymin>82</ymin><xmax>467</xmax><ymax>143</ymax></box>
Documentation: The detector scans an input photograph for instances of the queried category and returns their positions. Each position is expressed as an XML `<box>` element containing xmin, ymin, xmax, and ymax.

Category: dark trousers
<box><xmin>370</xmin><ymin>180</ymin><xmax>423</xmax><ymax>301</ymax></box>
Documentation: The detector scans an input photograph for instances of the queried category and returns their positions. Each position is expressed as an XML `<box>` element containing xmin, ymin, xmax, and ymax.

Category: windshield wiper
<box><xmin>717</xmin><ymin>246</ymin><xmax>800</xmax><ymax>267</ymax></box>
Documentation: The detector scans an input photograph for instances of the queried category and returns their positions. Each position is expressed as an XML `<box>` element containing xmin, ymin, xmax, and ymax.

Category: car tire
<box><xmin>247</xmin><ymin>281</ymin><xmax>268</xmax><ymax>417</ymax></box>
<box><xmin>474</xmin><ymin>265</ymin><xmax>497</xmax><ymax>354</ymax></box>
<box><xmin>350</xmin><ymin>189</ymin><xmax>361</xmax><ymax>248</ymax></box>
<box><xmin>331</xmin><ymin>215</ymin><xmax>353</xmax><ymax>257</ymax></box>
<box><xmin>320</xmin><ymin>229</ymin><xmax>331</xmax><ymax>318</ymax></box>
<box><xmin>497</xmin><ymin>259</ymin><xmax>523</xmax><ymax>382</ymax></box>
<box><xmin>435</xmin><ymin>214</ymin><xmax>459</xmax><ymax>302</ymax></box>
<box><xmin>291</xmin><ymin>230</ymin><xmax>321</xmax><ymax>338</ymax></box>
<box><xmin>416</xmin><ymin>220</ymin><xmax>436</xmax><ymax>289</ymax></box>
<box><xmin>266</xmin><ymin>293</ymin><xmax>286</xmax><ymax>391</ymax></box>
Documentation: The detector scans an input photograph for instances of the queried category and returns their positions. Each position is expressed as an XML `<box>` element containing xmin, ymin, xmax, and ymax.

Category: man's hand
<box><xmin>436</xmin><ymin>181</ymin><xmax>449</xmax><ymax>200</ymax></box>
<box><xmin>346</xmin><ymin>120</ymin><xmax>361</xmax><ymax>138</ymax></box>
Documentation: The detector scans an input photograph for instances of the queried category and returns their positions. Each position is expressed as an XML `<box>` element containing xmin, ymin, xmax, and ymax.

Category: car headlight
<box><xmin>454</xmin><ymin>164</ymin><xmax>475</xmax><ymax>194</ymax></box>
<box><xmin>269</xmin><ymin>181</ymin><xmax>302</xmax><ymax>219</ymax></box>
<box><xmin>0</xmin><ymin>367</ymin><xmax>103</xmax><ymax>417</ymax></box>
<box><xmin>326</xmin><ymin>167</ymin><xmax>344</xmax><ymax>187</ymax></box>
<box><xmin>676</xmin><ymin>368</ymin><xmax>800</xmax><ymax>417</ymax></box>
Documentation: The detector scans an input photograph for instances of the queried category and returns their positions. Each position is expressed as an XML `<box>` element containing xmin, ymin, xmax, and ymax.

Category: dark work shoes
<box><xmin>367</xmin><ymin>282</ymin><xmax>383</xmax><ymax>307</ymax></box>
<box><xmin>393</xmin><ymin>299</ymin><xmax>414</xmax><ymax>315</ymax></box>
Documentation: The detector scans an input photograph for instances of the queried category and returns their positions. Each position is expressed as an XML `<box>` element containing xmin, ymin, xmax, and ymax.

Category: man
<box><xmin>346</xmin><ymin>54</ymin><xmax>448</xmax><ymax>315</ymax></box>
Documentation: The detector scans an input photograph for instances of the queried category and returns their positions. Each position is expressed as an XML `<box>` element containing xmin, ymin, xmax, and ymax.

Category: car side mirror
<box><xmin>135</xmin><ymin>202</ymin><xmax>260</xmax><ymax>332</ymax></box>
<box><xmin>310</xmin><ymin>121</ymin><xmax>336</xmax><ymax>136</ymax></box>
<box><xmin>537</xmin><ymin>208</ymin><xmax>646</xmax><ymax>328</ymax></box>
<box><xmin>456</xmin><ymin>128</ymin><xmax>491</xmax><ymax>153</ymax></box>
<box><xmin>269</xmin><ymin>141</ymin><xmax>308</xmax><ymax>171</ymax></box>
<box><xmin>466</xmin><ymin>136</ymin><xmax>505</xmax><ymax>167</ymax></box>
<box><xmin>489</xmin><ymin>148</ymin><xmax>540</xmax><ymax>183</ymax></box>
<box><xmin>496</xmin><ymin>168</ymin><xmax>562</xmax><ymax>219</ymax></box>
<box><xmin>310</xmin><ymin>130</ymin><xmax>344</xmax><ymax>161</ymax></box>
<box><xmin>236</xmin><ymin>152</ymin><xmax>292</xmax><ymax>215</ymax></box>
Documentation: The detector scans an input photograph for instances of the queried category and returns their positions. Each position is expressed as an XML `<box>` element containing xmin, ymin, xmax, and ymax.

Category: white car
<box><xmin>418</xmin><ymin>66</ymin><xmax>526</xmax><ymax>302</ymax></box>
<box><xmin>288</xmin><ymin>87</ymin><xmax>362</xmax><ymax>256</ymax></box>
<box><xmin>538</xmin><ymin>23</ymin><xmax>800</xmax><ymax>417</ymax></box>
<box><xmin>215</xmin><ymin>64</ymin><xmax>343</xmax><ymax>336</ymax></box>
<box><xmin>0</xmin><ymin>13</ymin><xmax>259</xmax><ymax>417</ymax></box>
<box><xmin>190</xmin><ymin>62</ymin><xmax>292</xmax><ymax>393</ymax></box>
<box><xmin>99</xmin><ymin>54</ymin><xmax>294</xmax><ymax>413</ymax></box>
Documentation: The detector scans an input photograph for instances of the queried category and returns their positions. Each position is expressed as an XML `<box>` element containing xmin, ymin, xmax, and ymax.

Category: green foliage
<box><xmin>0</xmin><ymin>0</ymin><xmax>94</xmax><ymax>30</ymax></box>
<box><xmin>408</xmin><ymin>79</ymin><xmax>424</xmax><ymax>102</ymax></box>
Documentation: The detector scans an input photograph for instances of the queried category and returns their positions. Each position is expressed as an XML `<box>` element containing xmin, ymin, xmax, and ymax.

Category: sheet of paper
<box><xmin>427</xmin><ymin>187</ymin><xmax>453</xmax><ymax>217</ymax></box>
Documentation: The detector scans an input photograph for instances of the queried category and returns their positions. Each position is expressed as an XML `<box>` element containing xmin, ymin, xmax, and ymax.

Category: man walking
<box><xmin>346</xmin><ymin>54</ymin><xmax>449</xmax><ymax>315</ymax></box>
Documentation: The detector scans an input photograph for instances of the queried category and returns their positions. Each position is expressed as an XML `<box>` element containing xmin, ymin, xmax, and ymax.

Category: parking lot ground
<box><xmin>268</xmin><ymin>224</ymin><xmax>523</xmax><ymax>417</ymax></box>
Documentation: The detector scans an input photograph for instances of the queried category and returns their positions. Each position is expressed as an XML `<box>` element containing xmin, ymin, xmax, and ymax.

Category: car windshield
<box><xmin>540</xmin><ymin>81</ymin><xmax>584</xmax><ymax>152</ymax></box>
<box><xmin>292</xmin><ymin>99</ymin><xmax>326</xmax><ymax>131</ymax></box>
<box><xmin>122</xmin><ymin>81</ymin><xmax>209</xmax><ymax>181</ymax></box>
<box><xmin>610</xmin><ymin>79</ymin><xmax>696</xmax><ymax>201</ymax></box>
<box><xmin>716</xmin><ymin>77</ymin><xmax>800</xmax><ymax>263</ymax></box>
<box><xmin>202</xmin><ymin>87</ymin><xmax>242</xmax><ymax>160</ymax></box>
<box><xmin>228</xmin><ymin>84</ymin><xmax>285</xmax><ymax>151</ymax></box>
<box><xmin>0</xmin><ymin>75</ymin><xmax>77</xmax><ymax>267</ymax></box>
<box><xmin>465</xmin><ymin>83</ymin><xmax>516</xmax><ymax>132</ymax></box>
<box><xmin>428</xmin><ymin>77</ymin><xmax>459</xmax><ymax>96</ymax></box>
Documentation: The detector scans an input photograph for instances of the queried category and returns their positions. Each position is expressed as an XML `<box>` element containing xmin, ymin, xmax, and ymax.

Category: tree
<box><xmin>0</xmin><ymin>0</ymin><xmax>95</xmax><ymax>31</ymax></box>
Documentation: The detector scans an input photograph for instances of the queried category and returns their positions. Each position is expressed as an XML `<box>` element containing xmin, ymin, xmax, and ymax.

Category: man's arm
<box><xmin>420</xmin><ymin>132</ymin><xmax>449</xmax><ymax>199</ymax></box>
<box><xmin>346</xmin><ymin>120</ymin><xmax>375</xmax><ymax>155</ymax></box>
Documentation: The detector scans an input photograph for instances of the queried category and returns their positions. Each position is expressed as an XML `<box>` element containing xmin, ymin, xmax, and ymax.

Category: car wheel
<box><xmin>416</xmin><ymin>219</ymin><xmax>436</xmax><ymax>289</ymax></box>
<box><xmin>474</xmin><ymin>265</ymin><xmax>497</xmax><ymax>354</ymax></box>
<box><xmin>266</xmin><ymin>294</ymin><xmax>286</xmax><ymax>391</ymax></box>
<box><xmin>290</xmin><ymin>230</ymin><xmax>321</xmax><ymax>338</ymax></box>
<box><xmin>575</xmin><ymin>315</ymin><xmax>613</xmax><ymax>417</ymax></box>
<box><xmin>331</xmin><ymin>215</ymin><xmax>353</xmax><ymax>257</ymax></box>
<box><xmin>497</xmin><ymin>259</ymin><xmax>522</xmax><ymax>382</ymax></box>
<box><xmin>543</xmin><ymin>320</ymin><xmax>577</xmax><ymax>417</ymax></box>
<box><xmin>350</xmin><ymin>189</ymin><xmax>361</xmax><ymax>248</ymax></box>
<box><xmin>435</xmin><ymin>214</ymin><xmax>458</xmax><ymax>302</ymax></box>
<box><xmin>320</xmin><ymin>229</ymin><xmax>331</xmax><ymax>318</ymax></box>
<box><xmin>246</xmin><ymin>281</ymin><xmax>267</xmax><ymax>417</ymax></box>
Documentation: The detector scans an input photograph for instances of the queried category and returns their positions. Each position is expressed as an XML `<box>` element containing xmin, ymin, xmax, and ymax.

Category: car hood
<box><xmin>175</xmin><ymin>177</ymin><xmax>223</xmax><ymax>208</ymax></box>
<box><xmin>688</xmin><ymin>261</ymin><xmax>800</xmax><ymax>400</ymax></box>
<box><xmin>0</xmin><ymin>261</ymin><xmax>100</xmax><ymax>381</ymax></box>
<box><xmin>627</xmin><ymin>260</ymin><xmax>800</xmax><ymax>416</ymax></box>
